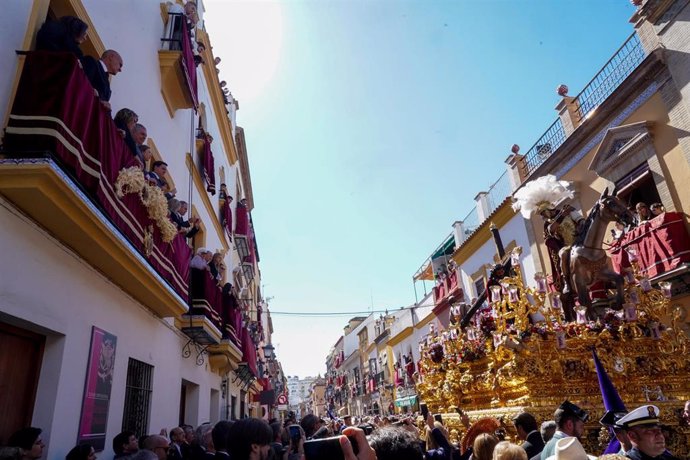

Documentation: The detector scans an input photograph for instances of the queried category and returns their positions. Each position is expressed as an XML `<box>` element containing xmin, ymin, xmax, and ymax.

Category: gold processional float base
<box><xmin>414</xmin><ymin>248</ymin><xmax>690</xmax><ymax>456</ymax></box>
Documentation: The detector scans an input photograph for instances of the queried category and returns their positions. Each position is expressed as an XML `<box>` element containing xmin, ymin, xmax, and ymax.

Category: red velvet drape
<box><xmin>6</xmin><ymin>52</ymin><xmax>191</xmax><ymax>300</ymax></box>
<box><xmin>609</xmin><ymin>212</ymin><xmax>690</xmax><ymax>277</ymax></box>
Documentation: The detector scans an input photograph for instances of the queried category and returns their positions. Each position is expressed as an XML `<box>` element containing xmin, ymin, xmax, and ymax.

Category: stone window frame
<box><xmin>588</xmin><ymin>120</ymin><xmax>674</xmax><ymax>211</ymax></box>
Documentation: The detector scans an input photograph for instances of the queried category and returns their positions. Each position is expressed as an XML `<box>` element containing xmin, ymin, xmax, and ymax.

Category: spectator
<box><xmin>170</xmin><ymin>200</ymin><xmax>200</xmax><ymax>239</ymax></box>
<box><xmin>208</xmin><ymin>253</ymin><xmax>225</xmax><ymax>281</ymax></box>
<box><xmin>36</xmin><ymin>16</ymin><xmax>88</xmax><ymax>57</ymax></box>
<box><xmin>634</xmin><ymin>202</ymin><xmax>651</xmax><ymax>225</ymax></box>
<box><xmin>211</xmin><ymin>420</ymin><xmax>233</xmax><ymax>460</ymax></box>
<box><xmin>138</xmin><ymin>144</ymin><xmax>152</xmax><ymax>171</ymax></box>
<box><xmin>300</xmin><ymin>415</ymin><xmax>321</xmax><ymax>439</ymax></box>
<box><xmin>81</xmin><ymin>49</ymin><xmax>122</xmax><ymax>108</ymax></box>
<box><xmin>540</xmin><ymin>401</ymin><xmax>588</xmax><ymax>460</ymax></box>
<box><xmin>113</xmin><ymin>431</ymin><xmax>139</xmax><ymax>459</ymax></box>
<box><xmin>169</xmin><ymin>427</ymin><xmax>186</xmax><ymax>460</ymax></box>
<box><xmin>113</xmin><ymin>108</ymin><xmax>140</xmax><ymax>159</ymax></box>
<box><xmin>493</xmin><ymin>442</ymin><xmax>527</xmax><ymax>460</ymax></box>
<box><xmin>339</xmin><ymin>427</ymin><xmax>377</xmax><ymax>460</ymax></box>
<box><xmin>269</xmin><ymin>421</ymin><xmax>286</xmax><ymax>460</ymax></box>
<box><xmin>649</xmin><ymin>203</ymin><xmax>664</xmax><ymax>216</ymax></box>
<box><xmin>616</xmin><ymin>405</ymin><xmax>678</xmax><ymax>460</ymax></box>
<box><xmin>474</xmin><ymin>434</ymin><xmax>499</xmax><ymax>460</ymax></box>
<box><xmin>368</xmin><ymin>427</ymin><xmax>423</xmax><ymax>460</ymax></box>
<box><xmin>65</xmin><ymin>444</ymin><xmax>96</xmax><ymax>460</ymax></box>
<box><xmin>599</xmin><ymin>411</ymin><xmax>631</xmax><ymax>455</ymax></box>
<box><xmin>190</xmin><ymin>248</ymin><xmax>213</xmax><ymax>270</ymax></box>
<box><xmin>540</xmin><ymin>422</ymin><xmax>557</xmax><ymax>444</ymax></box>
<box><xmin>143</xmin><ymin>435</ymin><xmax>170</xmax><ymax>460</ymax></box>
<box><xmin>133</xmin><ymin>124</ymin><xmax>148</xmax><ymax>146</ymax></box>
<box><xmin>513</xmin><ymin>412</ymin><xmax>544</xmax><ymax>458</ymax></box>
<box><xmin>683</xmin><ymin>401</ymin><xmax>690</xmax><ymax>426</ymax></box>
<box><xmin>7</xmin><ymin>428</ymin><xmax>44</xmax><ymax>460</ymax></box>
<box><xmin>227</xmin><ymin>418</ymin><xmax>272</xmax><ymax>460</ymax></box>
<box><xmin>549</xmin><ymin>437</ymin><xmax>594</xmax><ymax>460</ymax></box>
<box><xmin>425</xmin><ymin>413</ymin><xmax>448</xmax><ymax>451</ymax></box>
<box><xmin>147</xmin><ymin>161</ymin><xmax>169</xmax><ymax>188</ymax></box>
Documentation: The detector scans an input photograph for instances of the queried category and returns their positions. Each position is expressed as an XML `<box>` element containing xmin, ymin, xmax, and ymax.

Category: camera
<box><xmin>357</xmin><ymin>423</ymin><xmax>375</xmax><ymax>436</ymax></box>
<box><xmin>304</xmin><ymin>435</ymin><xmax>358</xmax><ymax>460</ymax></box>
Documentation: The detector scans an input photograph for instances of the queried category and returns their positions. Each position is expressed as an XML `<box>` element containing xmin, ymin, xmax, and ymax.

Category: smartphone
<box><xmin>304</xmin><ymin>436</ymin><xmax>358</xmax><ymax>460</ymax></box>
<box><xmin>288</xmin><ymin>424</ymin><xmax>302</xmax><ymax>441</ymax></box>
<box><xmin>434</xmin><ymin>414</ymin><xmax>443</xmax><ymax>424</ymax></box>
<box><xmin>420</xmin><ymin>403</ymin><xmax>429</xmax><ymax>419</ymax></box>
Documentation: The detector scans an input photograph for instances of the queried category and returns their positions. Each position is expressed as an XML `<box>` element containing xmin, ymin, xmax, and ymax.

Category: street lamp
<box><xmin>263</xmin><ymin>343</ymin><xmax>275</xmax><ymax>360</ymax></box>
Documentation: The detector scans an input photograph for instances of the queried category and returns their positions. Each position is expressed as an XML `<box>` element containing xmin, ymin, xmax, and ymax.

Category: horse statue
<box><xmin>561</xmin><ymin>188</ymin><xmax>635</xmax><ymax>319</ymax></box>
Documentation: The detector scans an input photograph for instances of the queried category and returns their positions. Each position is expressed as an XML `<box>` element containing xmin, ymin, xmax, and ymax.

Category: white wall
<box><xmin>459</xmin><ymin>214</ymin><xmax>537</xmax><ymax>298</ymax></box>
<box><xmin>0</xmin><ymin>2</ymin><xmax>32</xmax><ymax>125</ymax></box>
<box><xmin>0</xmin><ymin>200</ymin><xmax>224</xmax><ymax>459</ymax></box>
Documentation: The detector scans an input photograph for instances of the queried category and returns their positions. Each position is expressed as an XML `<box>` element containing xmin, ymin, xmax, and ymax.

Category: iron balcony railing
<box><xmin>574</xmin><ymin>33</ymin><xmax>646</xmax><ymax>122</ymax></box>
<box><xmin>486</xmin><ymin>171</ymin><xmax>511</xmax><ymax>211</ymax></box>
<box><xmin>522</xmin><ymin>118</ymin><xmax>567</xmax><ymax>178</ymax></box>
<box><xmin>523</xmin><ymin>33</ymin><xmax>647</xmax><ymax>178</ymax></box>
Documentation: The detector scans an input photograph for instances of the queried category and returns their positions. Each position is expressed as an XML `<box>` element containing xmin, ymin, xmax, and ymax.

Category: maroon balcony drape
<box><xmin>5</xmin><ymin>52</ymin><xmax>190</xmax><ymax>300</ymax></box>
<box><xmin>202</xmin><ymin>138</ymin><xmax>216</xmax><ymax>195</ymax></box>
<box><xmin>241</xmin><ymin>327</ymin><xmax>258</xmax><ymax>376</ymax></box>
<box><xmin>190</xmin><ymin>268</ymin><xmax>222</xmax><ymax>327</ymax></box>
<box><xmin>609</xmin><ymin>212</ymin><xmax>690</xmax><ymax>277</ymax></box>
<box><xmin>235</xmin><ymin>201</ymin><xmax>249</xmax><ymax>236</ymax></box>
<box><xmin>180</xmin><ymin>19</ymin><xmax>198</xmax><ymax>109</ymax></box>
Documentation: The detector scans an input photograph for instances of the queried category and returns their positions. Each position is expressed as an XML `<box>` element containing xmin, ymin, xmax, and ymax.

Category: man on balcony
<box><xmin>80</xmin><ymin>49</ymin><xmax>123</xmax><ymax>109</ymax></box>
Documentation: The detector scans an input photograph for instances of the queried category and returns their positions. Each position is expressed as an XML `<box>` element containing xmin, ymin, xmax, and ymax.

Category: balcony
<box><xmin>432</xmin><ymin>270</ymin><xmax>464</xmax><ymax>313</ymax></box>
<box><xmin>1</xmin><ymin>52</ymin><xmax>190</xmax><ymax>318</ymax></box>
<box><xmin>159</xmin><ymin>12</ymin><xmax>198</xmax><ymax>115</ymax></box>
<box><xmin>609</xmin><ymin>211</ymin><xmax>690</xmax><ymax>296</ymax></box>
<box><xmin>189</xmin><ymin>268</ymin><xmax>242</xmax><ymax>347</ymax></box>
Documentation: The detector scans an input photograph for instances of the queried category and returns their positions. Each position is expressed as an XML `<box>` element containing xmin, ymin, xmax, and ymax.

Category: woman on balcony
<box><xmin>209</xmin><ymin>252</ymin><xmax>226</xmax><ymax>284</ymax></box>
<box><xmin>36</xmin><ymin>16</ymin><xmax>88</xmax><ymax>58</ymax></box>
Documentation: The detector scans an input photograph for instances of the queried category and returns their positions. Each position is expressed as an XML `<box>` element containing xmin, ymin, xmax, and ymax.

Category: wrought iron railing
<box><xmin>523</xmin><ymin>33</ymin><xmax>646</xmax><ymax>178</ymax></box>
<box><xmin>487</xmin><ymin>171</ymin><xmax>512</xmax><ymax>211</ymax></box>
<box><xmin>522</xmin><ymin>118</ymin><xmax>567</xmax><ymax>178</ymax></box>
<box><xmin>462</xmin><ymin>206</ymin><xmax>480</xmax><ymax>236</ymax></box>
<box><xmin>574</xmin><ymin>33</ymin><xmax>646</xmax><ymax>121</ymax></box>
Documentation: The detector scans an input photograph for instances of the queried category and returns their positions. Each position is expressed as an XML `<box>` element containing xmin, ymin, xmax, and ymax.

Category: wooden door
<box><xmin>0</xmin><ymin>321</ymin><xmax>45</xmax><ymax>444</ymax></box>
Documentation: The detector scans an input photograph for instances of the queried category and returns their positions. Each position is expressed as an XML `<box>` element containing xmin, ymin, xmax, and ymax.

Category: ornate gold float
<box><xmin>415</xmin><ymin>247</ymin><xmax>690</xmax><ymax>455</ymax></box>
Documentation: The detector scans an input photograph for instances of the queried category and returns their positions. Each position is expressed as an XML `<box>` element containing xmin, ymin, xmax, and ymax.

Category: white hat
<box><xmin>196</xmin><ymin>247</ymin><xmax>211</xmax><ymax>255</ymax></box>
<box><xmin>615</xmin><ymin>405</ymin><xmax>660</xmax><ymax>429</ymax></box>
<box><xmin>546</xmin><ymin>437</ymin><xmax>595</xmax><ymax>460</ymax></box>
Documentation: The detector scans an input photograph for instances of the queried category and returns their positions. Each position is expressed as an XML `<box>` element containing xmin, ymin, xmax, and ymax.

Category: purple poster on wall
<box><xmin>77</xmin><ymin>326</ymin><xmax>117</xmax><ymax>451</ymax></box>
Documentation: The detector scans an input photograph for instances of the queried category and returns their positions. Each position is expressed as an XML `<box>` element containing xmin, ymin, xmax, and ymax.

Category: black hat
<box><xmin>558</xmin><ymin>400</ymin><xmax>589</xmax><ymax>422</ymax></box>
<box><xmin>599</xmin><ymin>410</ymin><xmax>627</xmax><ymax>427</ymax></box>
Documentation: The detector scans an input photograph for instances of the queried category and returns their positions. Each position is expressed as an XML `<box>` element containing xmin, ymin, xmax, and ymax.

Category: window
<box><xmin>230</xmin><ymin>395</ymin><xmax>237</xmax><ymax>420</ymax></box>
<box><xmin>474</xmin><ymin>277</ymin><xmax>486</xmax><ymax>298</ymax></box>
<box><xmin>122</xmin><ymin>359</ymin><xmax>153</xmax><ymax>437</ymax></box>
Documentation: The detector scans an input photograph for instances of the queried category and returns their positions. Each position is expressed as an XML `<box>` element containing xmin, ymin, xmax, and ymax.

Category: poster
<box><xmin>77</xmin><ymin>326</ymin><xmax>117</xmax><ymax>451</ymax></box>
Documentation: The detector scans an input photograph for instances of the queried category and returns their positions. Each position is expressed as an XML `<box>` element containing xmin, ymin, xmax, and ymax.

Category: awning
<box><xmin>432</xmin><ymin>236</ymin><xmax>455</xmax><ymax>260</ymax></box>
<box><xmin>394</xmin><ymin>395</ymin><xmax>418</xmax><ymax>407</ymax></box>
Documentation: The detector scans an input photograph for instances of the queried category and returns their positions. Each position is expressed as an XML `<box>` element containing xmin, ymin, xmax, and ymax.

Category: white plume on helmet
<box><xmin>512</xmin><ymin>175</ymin><xmax>574</xmax><ymax>219</ymax></box>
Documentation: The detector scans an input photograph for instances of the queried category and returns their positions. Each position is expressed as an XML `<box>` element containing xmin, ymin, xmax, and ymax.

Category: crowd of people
<box><xmin>2</xmin><ymin>399</ymin><xmax>688</xmax><ymax>460</ymax></box>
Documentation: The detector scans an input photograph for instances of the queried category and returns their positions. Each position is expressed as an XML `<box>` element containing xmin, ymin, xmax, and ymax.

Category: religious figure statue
<box><xmin>513</xmin><ymin>175</ymin><xmax>584</xmax><ymax>319</ymax></box>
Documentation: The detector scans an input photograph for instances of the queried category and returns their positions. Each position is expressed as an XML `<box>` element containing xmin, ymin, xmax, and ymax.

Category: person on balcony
<box><xmin>36</xmin><ymin>16</ymin><xmax>88</xmax><ymax>57</ymax></box>
<box><xmin>80</xmin><ymin>49</ymin><xmax>122</xmax><ymax>110</ymax></box>
<box><xmin>134</xmin><ymin>123</ymin><xmax>148</xmax><ymax>146</ymax></box>
<box><xmin>634</xmin><ymin>202</ymin><xmax>652</xmax><ymax>226</ymax></box>
<box><xmin>147</xmin><ymin>161</ymin><xmax>177</xmax><ymax>199</ymax></box>
<box><xmin>650</xmin><ymin>203</ymin><xmax>665</xmax><ymax>217</ymax></box>
<box><xmin>190</xmin><ymin>248</ymin><xmax>213</xmax><ymax>271</ymax></box>
<box><xmin>114</xmin><ymin>108</ymin><xmax>140</xmax><ymax>159</ymax></box>
<box><xmin>209</xmin><ymin>252</ymin><xmax>226</xmax><ymax>283</ymax></box>
<box><xmin>170</xmin><ymin>200</ymin><xmax>200</xmax><ymax>239</ymax></box>
<box><xmin>138</xmin><ymin>144</ymin><xmax>153</xmax><ymax>171</ymax></box>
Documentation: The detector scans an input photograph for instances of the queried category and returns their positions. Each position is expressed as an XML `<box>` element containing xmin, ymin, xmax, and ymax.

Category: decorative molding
<box><xmin>158</xmin><ymin>50</ymin><xmax>195</xmax><ymax>117</ymax></box>
<box><xmin>588</xmin><ymin>121</ymin><xmax>655</xmax><ymax>183</ymax></box>
<box><xmin>196</xmin><ymin>29</ymin><xmax>239</xmax><ymax>165</ymax></box>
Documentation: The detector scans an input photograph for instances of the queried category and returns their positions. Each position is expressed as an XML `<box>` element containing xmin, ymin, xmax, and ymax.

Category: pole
<box><xmin>490</xmin><ymin>222</ymin><xmax>505</xmax><ymax>259</ymax></box>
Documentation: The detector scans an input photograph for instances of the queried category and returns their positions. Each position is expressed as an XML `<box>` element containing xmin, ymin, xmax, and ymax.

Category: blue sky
<box><xmin>205</xmin><ymin>0</ymin><xmax>637</xmax><ymax>378</ymax></box>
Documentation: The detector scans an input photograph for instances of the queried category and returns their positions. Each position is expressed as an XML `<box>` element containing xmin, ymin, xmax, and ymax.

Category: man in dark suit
<box><xmin>513</xmin><ymin>412</ymin><xmax>545</xmax><ymax>459</ymax></box>
<box><xmin>211</xmin><ymin>421</ymin><xmax>233</xmax><ymax>460</ymax></box>
<box><xmin>80</xmin><ymin>49</ymin><xmax>122</xmax><ymax>109</ymax></box>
